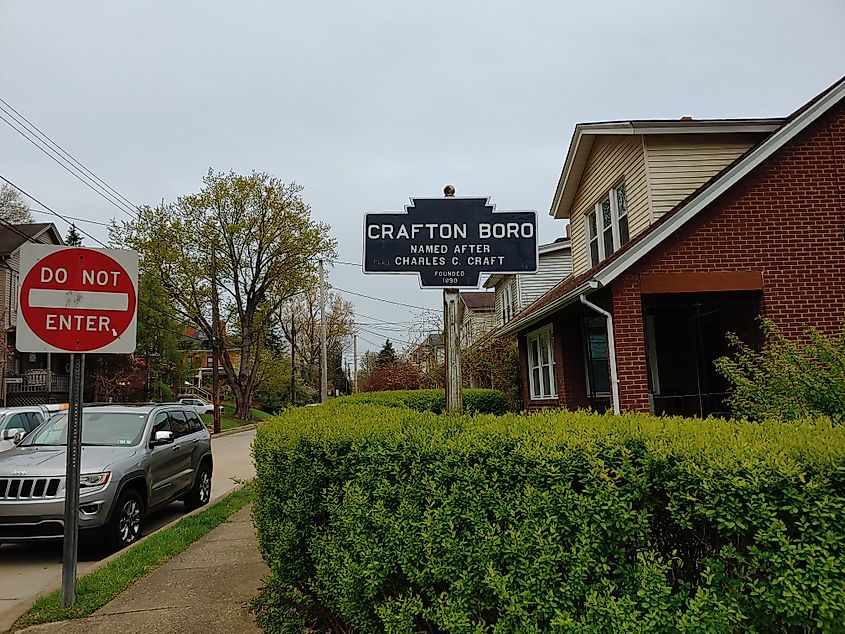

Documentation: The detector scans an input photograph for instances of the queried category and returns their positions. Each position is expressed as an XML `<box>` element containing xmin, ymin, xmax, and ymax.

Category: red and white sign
<box><xmin>16</xmin><ymin>245</ymin><xmax>138</xmax><ymax>354</ymax></box>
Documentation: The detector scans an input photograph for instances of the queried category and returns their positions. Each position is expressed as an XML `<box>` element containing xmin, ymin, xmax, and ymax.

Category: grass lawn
<box><xmin>201</xmin><ymin>402</ymin><xmax>273</xmax><ymax>431</ymax></box>
<box><xmin>15</xmin><ymin>485</ymin><xmax>253</xmax><ymax>629</ymax></box>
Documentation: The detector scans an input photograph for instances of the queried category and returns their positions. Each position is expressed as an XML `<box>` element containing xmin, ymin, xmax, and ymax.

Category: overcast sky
<box><xmin>2</xmin><ymin>1</ymin><xmax>844</xmax><ymax>361</ymax></box>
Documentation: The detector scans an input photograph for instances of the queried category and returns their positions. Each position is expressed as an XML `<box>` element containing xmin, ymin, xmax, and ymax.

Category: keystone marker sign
<box><xmin>363</xmin><ymin>197</ymin><xmax>538</xmax><ymax>288</ymax></box>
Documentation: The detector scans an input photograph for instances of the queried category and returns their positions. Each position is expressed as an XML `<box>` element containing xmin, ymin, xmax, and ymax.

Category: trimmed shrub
<box><xmin>252</xmin><ymin>403</ymin><xmax>845</xmax><ymax>633</ymax></box>
<box><xmin>337</xmin><ymin>388</ymin><xmax>510</xmax><ymax>415</ymax></box>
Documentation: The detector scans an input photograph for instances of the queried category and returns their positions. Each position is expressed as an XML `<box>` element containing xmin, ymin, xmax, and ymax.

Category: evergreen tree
<box><xmin>65</xmin><ymin>223</ymin><xmax>83</xmax><ymax>246</ymax></box>
<box><xmin>376</xmin><ymin>339</ymin><xmax>397</xmax><ymax>368</ymax></box>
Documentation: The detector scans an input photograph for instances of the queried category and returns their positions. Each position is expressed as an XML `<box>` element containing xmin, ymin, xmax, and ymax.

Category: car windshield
<box><xmin>25</xmin><ymin>411</ymin><xmax>148</xmax><ymax>447</ymax></box>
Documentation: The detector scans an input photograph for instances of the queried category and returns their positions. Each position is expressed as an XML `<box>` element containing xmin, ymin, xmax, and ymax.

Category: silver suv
<box><xmin>0</xmin><ymin>404</ymin><xmax>212</xmax><ymax>552</ymax></box>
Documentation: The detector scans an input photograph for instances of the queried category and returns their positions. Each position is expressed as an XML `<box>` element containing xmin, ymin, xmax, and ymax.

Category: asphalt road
<box><xmin>0</xmin><ymin>428</ymin><xmax>257</xmax><ymax>633</ymax></box>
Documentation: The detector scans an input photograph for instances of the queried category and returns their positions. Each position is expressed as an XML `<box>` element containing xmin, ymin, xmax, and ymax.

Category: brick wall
<box><xmin>608</xmin><ymin>101</ymin><xmax>845</xmax><ymax>412</ymax></box>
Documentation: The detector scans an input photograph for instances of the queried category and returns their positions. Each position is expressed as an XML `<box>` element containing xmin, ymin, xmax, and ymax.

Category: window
<box><xmin>186</xmin><ymin>412</ymin><xmax>205</xmax><ymax>433</ymax></box>
<box><xmin>586</xmin><ymin>183</ymin><xmax>631</xmax><ymax>266</ymax></box>
<box><xmin>169</xmin><ymin>411</ymin><xmax>190</xmax><ymax>438</ymax></box>
<box><xmin>206</xmin><ymin>356</ymin><xmax>213</xmax><ymax>367</ymax></box>
<box><xmin>151</xmin><ymin>412</ymin><xmax>170</xmax><ymax>439</ymax></box>
<box><xmin>526</xmin><ymin>326</ymin><xmax>556</xmax><ymax>400</ymax></box>
<box><xmin>583</xmin><ymin>316</ymin><xmax>610</xmax><ymax>397</ymax></box>
<box><xmin>501</xmin><ymin>279</ymin><xmax>518</xmax><ymax>325</ymax></box>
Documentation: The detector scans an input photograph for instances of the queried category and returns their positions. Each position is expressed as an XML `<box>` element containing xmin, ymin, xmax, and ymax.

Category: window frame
<box><xmin>585</xmin><ymin>183</ymin><xmax>630</xmax><ymax>267</ymax></box>
<box><xmin>526</xmin><ymin>325</ymin><xmax>557</xmax><ymax>400</ymax></box>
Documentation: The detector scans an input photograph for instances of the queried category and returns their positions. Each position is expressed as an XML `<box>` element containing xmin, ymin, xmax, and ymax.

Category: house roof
<box><xmin>0</xmin><ymin>223</ymin><xmax>61</xmax><ymax>255</ymax></box>
<box><xmin>460</xmin><ymin>291</ymin><xmax>495</xmax><ymax>310</ymax></box>
<box><xmin>500</xmin><ymin>74</ymin><xmax>845</xmax><ymax>337</ymax></box>
<box><xmin>483</xmin><ymin>238</ymin><xmax>571</xmax><ymax>289</ymax></box>
<box><xmin>549</xmin><ymin>117</ymin><xmax>784</xmax><ymax>220</ymax></box>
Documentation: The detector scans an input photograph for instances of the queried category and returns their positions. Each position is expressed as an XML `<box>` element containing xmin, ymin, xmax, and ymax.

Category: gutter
<box><xmin>579</xmin><ymin>293</ymin><xmax>620</xmax><ymax>415</ymax></box>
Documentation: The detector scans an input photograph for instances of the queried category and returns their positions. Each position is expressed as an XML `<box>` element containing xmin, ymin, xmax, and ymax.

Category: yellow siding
<box><xmin>569</xmin><ymin>136</ymin><xmax>648</xmax><ymax>275</ymax></box>
<box><xmin>646</xmin><ymin>134</ymin><xmax>757</xmax><ymax>218</ymax></box>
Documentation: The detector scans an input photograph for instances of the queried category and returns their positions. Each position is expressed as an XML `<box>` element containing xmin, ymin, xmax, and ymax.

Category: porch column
<box><xmin>611</xmin><ymin>274</ymin><xmax>651</xmax><ymax>413</ymax></box>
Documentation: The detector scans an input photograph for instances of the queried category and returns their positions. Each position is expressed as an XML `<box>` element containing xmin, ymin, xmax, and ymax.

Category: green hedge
<box><xmin>337</xmin><ymin>388</ymin><xmax>511</xmax><ymax>415</ymax></box>
<box><xmin>252</xmin><ymin>403</ymin><xmax>845</xmax><ymax>632</ymax></box>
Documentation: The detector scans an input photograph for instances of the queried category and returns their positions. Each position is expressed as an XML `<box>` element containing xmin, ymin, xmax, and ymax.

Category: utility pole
<box><xmin>290</xmin><ymin>315</ymin><xmax>296</xmax><ymax>406</ymax></box>
<box><xmin>353</xmin><ymin>333</ymin><xmax>358</xmax><ymax>394</ymax></box>
<box><xmin>210</xmin><ymin>248</ymin><xmax>221</xmax><ymax>434</ymax></box>
<box><xmin>442</xmin><ymin>184</ymin><xmax>463</xmax><ymax>413</ymax></box>
<box><xmin>319</xmin><ymin>259</ymin><xmax>328</xmax><ymax>403</ymax></box>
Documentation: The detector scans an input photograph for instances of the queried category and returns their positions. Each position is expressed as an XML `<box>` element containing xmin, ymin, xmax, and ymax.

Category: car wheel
<box><xmin>108</xmin><ymin>489</ymin><xmax>144</xmax><ymax>552</ymax></box>
<box><xmin>184</xmin><ymin>464</ymin><xmax>212</xmax><ymax>511</ymax></box>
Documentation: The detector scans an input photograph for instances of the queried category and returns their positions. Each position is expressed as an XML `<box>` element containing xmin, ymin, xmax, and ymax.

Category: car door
<box><xmin>168</xmin><ymin>410</ymin><xmax>195</xmax><ymax>495</ymax></box>
<box><xmin>147</xmin><ymin>411</ymin><xmax>184</xmax><ymax>508</ymax></box>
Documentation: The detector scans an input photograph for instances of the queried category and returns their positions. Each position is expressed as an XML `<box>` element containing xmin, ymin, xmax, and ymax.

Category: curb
<box><xmin>210</xmin><ymin>423</ymin><xmax>258</xmax><ymax>438</ymax></box>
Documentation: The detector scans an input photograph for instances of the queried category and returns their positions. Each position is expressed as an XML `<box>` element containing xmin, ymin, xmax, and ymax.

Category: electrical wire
<box><xmin>333</xmin><ymin>286</ymin><xmax>437</xmax><ymax>313</ymax></box>
<box><xmin>0</xmin><ymin>97</ymin><xmax>139</xmax><ymax>215</ymax></box>
<box><xmin>0</xmin><ymin>108</ymin><xmax>138</xmax><ymax>219</ymax></box>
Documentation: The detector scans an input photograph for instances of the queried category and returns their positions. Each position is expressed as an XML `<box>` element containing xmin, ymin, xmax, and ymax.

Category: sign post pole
<box><xmin>61</xmin><ymin>352</ymin><xmax>85</xmax><ymax>608</ymax></box>
<box><xmin>441</xmin><ymin>185</ymin><xmax>463</xmax><ymax>414</ymax></box>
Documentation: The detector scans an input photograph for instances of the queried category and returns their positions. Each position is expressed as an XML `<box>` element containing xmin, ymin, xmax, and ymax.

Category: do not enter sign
<box><xmin>16</xmin><ymin>245</ymin><xmax>139</xmax><ymax>354</ymax></box>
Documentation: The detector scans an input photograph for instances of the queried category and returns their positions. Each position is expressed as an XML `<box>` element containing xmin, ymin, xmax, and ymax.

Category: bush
<box><xmin>338</xmin><ymin>388</ymin><xmax>510</xmax><ymax>415</ymax></box>
<box><xmin>252</xmin><ymin>403</ymin><xmax>845</xmax><ymax>633</ymax></box>
<box><xmin>716</xmin><ymin>320</ymin><xmax>845</xmax><ymax>422</ymax></box>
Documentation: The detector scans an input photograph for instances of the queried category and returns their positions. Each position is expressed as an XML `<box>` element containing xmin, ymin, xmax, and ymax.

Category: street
<box><xmin>0</xmin><ymin>428</ymin><xmax>256</xmax><ymax>633</ymax></box>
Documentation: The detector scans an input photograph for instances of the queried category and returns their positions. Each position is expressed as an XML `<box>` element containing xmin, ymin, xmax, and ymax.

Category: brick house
<box><xmin>500</xmin><ymin>76</ymin><xmax>845</xmax><ymax>417</ymax></box>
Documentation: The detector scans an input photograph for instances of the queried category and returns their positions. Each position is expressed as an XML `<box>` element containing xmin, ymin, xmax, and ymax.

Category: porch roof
<box><xmin>500</xmin><ymin>74</ymin><xmax>845</xmax><ymax>337</ymax></box>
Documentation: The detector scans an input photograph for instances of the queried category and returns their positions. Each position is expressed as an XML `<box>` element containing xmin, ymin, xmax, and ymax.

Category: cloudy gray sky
<box><xmin>2</xmin><ymin>0</ymin><xmax>844</xmax><ymax>360</ymax></box>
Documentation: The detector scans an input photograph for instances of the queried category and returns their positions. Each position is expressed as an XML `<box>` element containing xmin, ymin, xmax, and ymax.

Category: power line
<box><xmin>26</xmin><ymin>208</ymin><xmax>111</xmax><ymax>228</ymax></box>
<box><xmin>0</xmin><ymin>97</ymin><xmax>139</xmax><ymax>216</ymax></box>
<box><xmin>0</xmin><ymin>176</ymin><xmax>109</xmax><ymax>248</ymax></box>
<box><xmin>0</xmin><ymin>108</ymin><xmax>137</xmax><ymax>220</ymax></box>
<box><xmin>333</xmin><ymin>286</ymin><xmax>438</xmax><ymax>313</ymax></box>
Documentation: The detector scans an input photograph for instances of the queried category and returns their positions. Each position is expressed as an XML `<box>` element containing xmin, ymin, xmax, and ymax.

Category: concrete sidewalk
<box><xmin>17</xmin><ymin>506</ymin><xmax>267</xmax><ymax>634</ymax></box>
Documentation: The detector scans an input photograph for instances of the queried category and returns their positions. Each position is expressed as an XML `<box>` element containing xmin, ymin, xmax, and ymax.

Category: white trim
<box><xmin>526</xmin><ymin>324</ymin><xmax>557</xmax><ymax>400</ymax></box>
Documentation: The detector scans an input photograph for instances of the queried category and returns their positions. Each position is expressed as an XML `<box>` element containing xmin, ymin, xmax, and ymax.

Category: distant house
<box><xmin>408</xmin><ymin>333</ymin><xmax>444</xmax><ymax>375</ymax></box>
<box><xmin>500</xmin><ymin>76</ymin><xmax>845</xmax><ymax>418</ymax></box>
<box><xmin>0</xmin><ymin>223</ymin><xmax>67</xmax><ymax>406</ymax></box>
<box><xmin>458</xmin><ymin>291</ymin><xmax>495</xmax><ymax>350</ymax></box>
<box><xmin>181</xmin><ymin>327</ymin><xmax>240</xmax><ymax>388</ymax></box>
<box><xmin>483</xmin><ymin>238</ymin><xmax>572</xmax><ymax>328</ymax></box>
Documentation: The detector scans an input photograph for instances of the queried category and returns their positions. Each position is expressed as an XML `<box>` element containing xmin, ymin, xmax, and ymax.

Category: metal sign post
<box><xmin>61</xmin><ymin>353</ymin><xmax>85</xmax><ymax>607</ymax></box>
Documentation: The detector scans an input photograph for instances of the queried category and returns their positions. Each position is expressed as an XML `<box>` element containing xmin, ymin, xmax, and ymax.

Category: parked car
<box><xmin>0</xmin><ymin>404</ymin><xmax>66</xmax><ymax>453</ymax></box>
<box><xmin>178</xmin><ymin>397</ymin><xmax>214</xmax><ymax>416</ymax></box>
<box><xmin>0</xmin><ymin>403</ymin><xmax>212</xmax><ymax>551</ymax></box>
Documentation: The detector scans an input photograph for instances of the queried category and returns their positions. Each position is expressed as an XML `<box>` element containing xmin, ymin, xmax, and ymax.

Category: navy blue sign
<box><xmin>363</xmin><ymin>197</ymin><xmax>538</xmax><ymax>288</ymax></box>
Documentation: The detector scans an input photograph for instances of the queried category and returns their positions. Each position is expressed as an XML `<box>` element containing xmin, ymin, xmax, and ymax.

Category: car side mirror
<box><xmin>2</xmin><ymin>428</ymin><xmax>25</xmax><ymax>442</ymax></box>
<box><xmin>151</xmin><ymin>430</ymin><xmax>174</xmax><ymax>445</ymax></box>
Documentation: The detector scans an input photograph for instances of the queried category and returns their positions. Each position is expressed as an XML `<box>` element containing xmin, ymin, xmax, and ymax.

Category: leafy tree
<box><xmin>376</xmin><ymin>339</ymin><xmax>397</xmax><ymax>368</ymax></box>
<box><xmin>0</xmin><ymin>183</ymin><xmax>33</xmax><ymax>223</ymax></box>
<box><xmin>278</xmin><ymin>288</ymin><xmax>355</xmax><ymax>395</ymax></box>
<box><xmin>715</xmin><ymin>319</ymin><xmax>845</xmax><ymax>421</ymax></box>
<box><xmin>253</xmin><ymin>349</ymin><xmax>293</xmax><ymax>413</ymax></box>
<box><xmin>327</xmin><ymin>339</ymin><xmax>348</xmax><ymax>395</ymax></box>
<box><xmin>135</xmin><ymin>271</ymin><xmax>189</xmax><ymax>399</ymax></box>
<box><xmin>65</xmin><ymin>223</ymin><xmax>82</xmax><ymax>246</ymax></box>
<box><xmin>113</xmin><ymin>169</ymin><xmax>336</xmax><ymax>419</ymax></box>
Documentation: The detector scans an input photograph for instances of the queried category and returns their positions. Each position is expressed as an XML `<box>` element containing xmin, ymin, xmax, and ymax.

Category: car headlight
<box><xmin>80</xmin><ymin>472</ymin><xmax>111</xmax><ymax>488</ymax></box>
